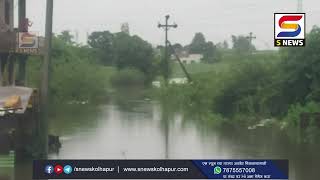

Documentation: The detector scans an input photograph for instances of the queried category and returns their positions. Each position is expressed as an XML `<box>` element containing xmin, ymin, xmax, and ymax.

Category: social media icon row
<box><xmin>45</xmin><ymin>165</ymin><xmax>72</xmax><ymax>175</ymax></box>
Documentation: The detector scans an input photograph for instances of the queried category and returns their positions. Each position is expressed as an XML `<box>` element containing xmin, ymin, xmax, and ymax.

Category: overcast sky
<box><xmin>17</xmin><ymin>0</ymin><xmax>320</xmax><ymax>49</ymax></box>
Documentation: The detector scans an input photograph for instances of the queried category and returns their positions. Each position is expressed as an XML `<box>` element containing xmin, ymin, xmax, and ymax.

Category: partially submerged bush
<box><xmin>283</xmin><ymin>101</ymin><xmax>320</xmax><ymax>127</ymax></box>
<box><xmin>27</xmin><ymin>37</ymin><xmax>114</xmax><ymax>103</ymax></box>
<box><xmin>110</xmin><ymin>68</ymin><xmax>146</xmax><ymax>86</ymax></box>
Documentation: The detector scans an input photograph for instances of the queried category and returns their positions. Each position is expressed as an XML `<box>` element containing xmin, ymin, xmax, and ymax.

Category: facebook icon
<box><xmin>45</xmin><ymin>165</ymin><xmax>54</xmax><ymax>174</ymax></box>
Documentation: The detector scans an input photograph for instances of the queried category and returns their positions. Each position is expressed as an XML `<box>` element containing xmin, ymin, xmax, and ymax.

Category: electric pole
<box><xmin>17</xmin><ymin>0</ymin><xmax>27</xmax><ymax>86</ymax></box>
<box><xmin>246</xmin><ymin>32</ymin><xmax>256</xmax><ymax>53</ymax></box>
<box><xmin>158</xmin><ymin>15</ymin><xmax>177</xmax><ymax>85</ymax></box>
<box><xmin>39</xmin><ymin>0</ymin><xmax>53</xmax><ymax>158</ymax></box>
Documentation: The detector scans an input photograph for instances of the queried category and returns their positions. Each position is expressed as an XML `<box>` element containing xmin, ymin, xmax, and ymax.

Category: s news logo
<box><xmin>18</xmin><ymin>32</ymin><xmax>39</xmax><ymax>48</ymax></box>
<box><xmin>274</xmin><ymin>13</ymin><xmax>305</xmax><ymax>47</ymax></box>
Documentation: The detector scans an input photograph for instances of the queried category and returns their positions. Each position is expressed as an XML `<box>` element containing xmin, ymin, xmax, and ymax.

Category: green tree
<box><xmin>203</xmin><ymin>41</ymin><xmax>216</xmax><ymax>63</ymax></box>
<box><xmin>216</xmin><ymin>41</ymin><xmax>229</xmax><ymax>49</ymax></box>
<box><xmin>231</xmin><ymin>35</ymin><xmax>255</xmax><ymax>54</ymax></box>
<box><xmin>87</xmin><ymin>31</ymin><xmax>158</xmax><ymax>84</ymax></box>
<box><xmin>27</xmin><ymin>35</ymin><xmax>113</xmax><ymax>102</ymax></box>
<box><xmin>87</xmin><ymin>31</ymin><xmax>115</xmax><ymax>65</ymax></box>
<box><xmin>212</xmin><ymin>60</ymin><xmax>275</xmax><ymax>117</ymax></box>
<box><xmin>113</xmin><ymin>32</ymin><xmax>157</xmax><ymax>83</ymax></box>
<box><xmin>189</xmin><ymin>32</ymin><xmax>207</xmax><ymax>54</ymax></box>
<box><xmin>171</xmin><ymin>43</ymin><xmax>183</xmax><ymax>55</ymax></box>
<box><xmin>57</xmin><ymin>30</ymin><xmax>74</xmax><ymax>45</ymax></box>
<box><xmin>281</xmin><ymin>26</ymin><xmax>320</xmax><ymax>103</ymax></box>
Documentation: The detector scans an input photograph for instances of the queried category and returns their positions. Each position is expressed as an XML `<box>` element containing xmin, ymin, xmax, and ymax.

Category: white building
<box><xmin>152</xmin><ymin>78</ymin><xmax>188</xmax><ymax>88</ymax></box>
<box><xmin>171</xmin><ymin>50</ymin><xmax>203</xmax><ymax>64</ymax></box>
<box><xmin>180</xmin><ymin>54</ymin><xmax>203</xmax><ymax>64</ymax></box>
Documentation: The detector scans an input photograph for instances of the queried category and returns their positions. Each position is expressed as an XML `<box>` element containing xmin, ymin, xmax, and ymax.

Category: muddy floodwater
<box><xmin>0</xmin><ymin>91</ymin><xmax>319</xmax><ymax>180</ymax></box>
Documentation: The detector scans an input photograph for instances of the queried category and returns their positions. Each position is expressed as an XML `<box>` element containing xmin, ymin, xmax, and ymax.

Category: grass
<box><xmin>170</xmin><ymin>61</ymin><xmax>233</xmax><ymax>78</ymax></box>
<box><xmin>170</xmin><ymin>50</ymin><xmax>280</xmax><ymax>79</ymax></box>
<box><xmin>171</xmin><ymin>62</ymin><xmax>215</xmax><ymax>78</ymax></box>
<box><xmin>26</xmin><ymin>56</ymin><xmax>117</xmax><ymax>102</ymax></box>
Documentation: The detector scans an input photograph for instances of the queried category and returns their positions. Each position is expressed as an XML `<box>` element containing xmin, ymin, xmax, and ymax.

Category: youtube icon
<box><xmin>54</xmin><ymin>165</ymin><xmax>63</xmax><ymax>175</ymax></box>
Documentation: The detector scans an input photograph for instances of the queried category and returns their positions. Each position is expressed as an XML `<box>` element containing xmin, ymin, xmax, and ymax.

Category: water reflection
<box><xmin>0</xmin><ymin>88</ymin><xmax>319</xmax><ymax>180</ymax></box>
<box><xmin>160</xmin><ymin>102</ymin><xmax>170</xmax><ymax>159</ymax></box>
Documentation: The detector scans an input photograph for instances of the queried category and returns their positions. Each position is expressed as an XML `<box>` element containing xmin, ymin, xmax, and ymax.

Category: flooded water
<box><xmin>1</xmin><ymin>90</ymin><xmax>320</xmax><ymax>180</ymax></box>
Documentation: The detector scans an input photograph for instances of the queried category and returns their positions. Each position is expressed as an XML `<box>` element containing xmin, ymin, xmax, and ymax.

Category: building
<box><xmin>171</xmin><ymin>51</ymin><xmax>203</xmax><ymax>64</ymax></box>
<box><xmin>180</xmin><ymin>54</ymin><xmax>203</xmax><ymax>64</ymax></box>
<box><xmin>0</xmin><ymin>0</ymin><xmax>14</xmax><ymax>32</ymax></box>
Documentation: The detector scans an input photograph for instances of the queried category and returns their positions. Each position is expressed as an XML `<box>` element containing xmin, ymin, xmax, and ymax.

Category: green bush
<box><xmin>110</xmin><ymin>68</ymin><xmax>146</xmax><ymax>86</ymax></box>
<box><xmin>26</xmin><ymin>37</ymin><xmax>115</xmax><ymax>103</ymax></box>
<box><xmin>283</xmin><ymin>101</ymin><xmax>320</xmax><ymax>127</ymax></box>
<box><xmin>50</xmin><ymin>60</ymin><xmax>111</xmax><ymax>102</ymax></box>
<box><xmin>157</xmin><ymin>53</ymin><xmax>282</xmax><ymax>124</ymax></box>
<box><xmin>282</xmin><ymin>101</ymin><xmax>320</xmax><ymax>143</ymax></box>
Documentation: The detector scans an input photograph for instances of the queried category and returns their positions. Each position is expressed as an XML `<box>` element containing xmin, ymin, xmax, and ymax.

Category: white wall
<box><xmin>180</xmin><ymin>54</ymin><xmax>203</xmax><ymax>64</ymax></box>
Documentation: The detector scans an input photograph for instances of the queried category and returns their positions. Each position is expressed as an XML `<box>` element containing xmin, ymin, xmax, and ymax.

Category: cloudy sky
<box><xmin>16</xmin><ymin>0</ymin><xmax>320</xmax><ymax>49</ymax></box>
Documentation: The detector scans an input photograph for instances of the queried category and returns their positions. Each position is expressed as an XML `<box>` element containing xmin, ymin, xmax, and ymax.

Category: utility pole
<box><xmin>7</xmin><ymin>0</ymin><xmax>15</xmax><ymax>86</ymax></box>
<box><xmin>158</xmin><ymin>15</ymin><xmax>177</xmax><ymax>85</ymax></box>
<box><xmin>246</xmin><ymin>32</ymin><xmax>256</xmax><ymax>53</ymax></box>
<box><xmin>17</xmin><ymin>0</ymin><xmax>27</xmax><ymax>86</ymax></box>
<box><xmin>167</xmin><ymin>41</ymin><xmax>192</xmax><ymax>83</ymax></box>
<box><xmin>39</xmin><ymin>0</ymin><xmax>53</xmax><ymax>158</ymax></box>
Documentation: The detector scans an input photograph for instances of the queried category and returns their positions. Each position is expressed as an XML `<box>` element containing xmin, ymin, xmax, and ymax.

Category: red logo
<box><xmin>54</xmin><ymin>165</ymin><xmax>63</xmax><ymax>175</ymax></box>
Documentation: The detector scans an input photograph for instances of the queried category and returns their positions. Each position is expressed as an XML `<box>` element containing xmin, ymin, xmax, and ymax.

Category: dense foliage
<box><xmin>26</xmin><ymin>30</ymin><xmax>161</xmax><ymax>103</ymax></box>
<box><xmin>157</xmin><ymin>26</ymin><xmax>320</xmax><ymax>140</ymax></box>
<box><xmin>27</xmin><ymin>34</ymin><xmax>115</xmax><ymax>103</ymax></box>
<box><xmin>25</xmin><ymin>25</ymin><xmax>320</xmax><ymax>141</ymax></box>
<box><xmin>88</xmin><ymin>31</ymin><xmax>158</xmax><ymax>84</ymax></box>
<box><xmin>110</xmin><ymin>68</ymin><xmax>146</xmax><ymax>87</ymax></box>
<box><xmin>231</xmin><ymin>35</ymin><xmax>255</xmax><ymax>54</ymax></box>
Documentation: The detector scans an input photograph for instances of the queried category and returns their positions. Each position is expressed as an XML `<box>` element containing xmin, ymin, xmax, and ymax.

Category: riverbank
<box><xmin>153</xmin><ymin>29</ymin><xmax>320</xmax><ymax>143</ymax></box>
<box><xmin>1</xmin><ymin>91</ymin><xmax>319</xmax><ymax>180</ymax></box>
<box><xmin>23</xmin><ymin>27</ymin><xmax>320</xmax><ymax>144</ymax></box>
<box><xmin>47</xmin><ymin>98</ymin><xmax>320</xmax><ymax>180</ymax></box>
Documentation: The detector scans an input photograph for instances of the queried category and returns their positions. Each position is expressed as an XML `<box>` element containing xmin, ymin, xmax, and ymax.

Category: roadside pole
<box><xmin>164</xmin><ymin>15</ymin><xmax>169</xmax><ymax>85</ymax></box>
<box><xmin>246</xmin><ymin>32</ymin><xmax>256</xmax><ymax>54</ymax></box>
<box><xmin>39</xmin><ymin>0</ymin><xmax>53</xmax><ymax>158</ymax></box>
<box><xmin>17</xmin><ymin>0</ymin><xmax>27</xmax><ymax>86</ymax></box>
<box><xmin>158</xmin><ymin>15</ymin><xmax>177</xmax><ymax>85</ymax></box>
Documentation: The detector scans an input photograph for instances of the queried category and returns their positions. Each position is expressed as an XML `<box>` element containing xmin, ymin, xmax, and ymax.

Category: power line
<box><xmin>158</xmin><ymin>15</ymin><xmax>177</xmax><ymax>85</ymax></box>
<box><xmin>246</xmin><ymin>32</ymin><xmax>256</xmax><ymax>45</ymax></box>
<box><xmin>246</xmin><ymin>32</ymin><xmax>257</xmax><ymax>53</ymax></box>
<box><xmin>246</xmin><ymin>32</ymin><xmax>256</xmax><ymax>53</ymax></box>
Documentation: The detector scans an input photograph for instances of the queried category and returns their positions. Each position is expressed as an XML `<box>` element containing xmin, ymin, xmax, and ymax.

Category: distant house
<box><xmin>180</xmin><ymin>54</ymin><xmax>203</xmax><ymax>64</ymax></box>
<box><xmin>169</xmin><ymin>78</ymin><xmax>188</xmax><ymax>84</ymax></box>
<box><xmin>171</xmin><ymin>51</ymin><xmax>203</xmax><ymax>64</ymax></box>
<box><xmin>152</xmin><ymin>77</ymin><xmax>188</xmax><ymax>88</ymax></box>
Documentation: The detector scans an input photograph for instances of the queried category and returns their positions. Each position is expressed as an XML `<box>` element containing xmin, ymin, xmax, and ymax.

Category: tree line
<box><xmin>157</xmin><ymin>26</ymin><xmax>320</xmax><ymax>142</ymax></box>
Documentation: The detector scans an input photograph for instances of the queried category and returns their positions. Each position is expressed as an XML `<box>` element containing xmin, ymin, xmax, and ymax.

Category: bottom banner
<box><xmin>33</xmin><ymin>159</ymin><xmax>288</xmax><ymax>179</ymax></box>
